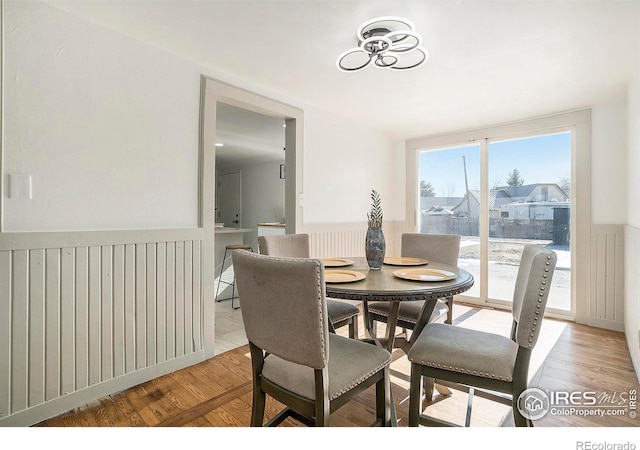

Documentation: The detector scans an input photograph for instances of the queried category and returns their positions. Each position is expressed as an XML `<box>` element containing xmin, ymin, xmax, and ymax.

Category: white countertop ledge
<box><xmin>214</xmin><ymin>227</ymin><xmax>253</xmax><ymax>234</ymax></box>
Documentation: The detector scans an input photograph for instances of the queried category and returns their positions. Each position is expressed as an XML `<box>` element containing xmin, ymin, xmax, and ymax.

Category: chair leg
<box><xmin>465</xmin><ymin>387</ymin><xmax>474</xmax><ymax>427</ymax></box>
<box><xmin>423</xmin><ymin>376</ymin><xmax>435</xmax><ymax>403</ymax></box>
<box><xmin>349</xmin><ymin>315</ymin><xmax>359</xmax><ymax>339</ymax></box>
<box><xmin>409</xmin><ymin>363</ymin><xmax>423</xmax><ymax>427</ymax></box>
<box><xmin>445</xmin><ymin>296</ymin><xmax>453</xmax><ymax>324</ymax></box>
<box><xmin>512</xmin><ymin>357</ymin><xmax>533</xmax><ymax>427</ymax></box>
<box><xmin>512</xmin><ymin>397</ymin><xmax>532</xmax><ymax>427</ymax></box>
<box><xmin>250</xmin><ymin>384</ymin><xmax>266</xmax><ymax>427</ymax></box>
<box><xmin>315</xmin><ymin>396</ymin><xmax>330</xmax><ymax>427</ymax></box>
<box><xmin>376</xmin><ymin>367</ymin><xmax>392</xmax><ymax>426</ymax></box>
<box><xmin>215</xmin><ymin>248</ymin><xmax>229</xmax><ymax>302</ymax></box>
<box><xmin>231</xmin><ymin>279</ymin><xmax>240</xmax><ymax>309</ymax></box>
<box><xmin>512</xmin><ymin>384</ymin><xmax>533</xmax><ymax>427</ymax></box>
<box><xmin>217</xmin><ymin>246</ymin><xmax>252</xmax><ymax>309</ymax></box>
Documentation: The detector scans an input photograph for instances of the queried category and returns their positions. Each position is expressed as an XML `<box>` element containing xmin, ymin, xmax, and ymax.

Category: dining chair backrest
<box><xmin>511</xmin><ymin>244</ymin><xmax>557</xmax><ymax>350</ymax></box>
<box><xmin>258</xmin><ymin>233</ymin><xmax>310</xmax><ymax>258</ymax></box>
<box><xmin>401</xmin><ymin>233</ymin><xmax>461</xmax><ymax>266</ymax></box>
<box><xmin>231</xmin><ymin>249</ymin><xmax>329</xmax><ymax>369</ymax></box>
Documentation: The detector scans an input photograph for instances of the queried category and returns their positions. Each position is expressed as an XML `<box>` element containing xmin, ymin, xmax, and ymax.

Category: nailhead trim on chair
<box><xmin>313</xmin><ymin>258</ymin><xmax>328</xmax><ymax>362</ymax></box>
<box><xmin>416</xmin><ymin>360</ymin><xmax>512</xmax><ymax>382</ymax></box>
<box><xmin>331</xmin><ymin>358</ymin><xmax>391</xmax><ymax>400</ymax></box>
<box><xmin>526</xmin><ymin>254</ymin><xmax>553</xmax><ymax>349</ymax></box>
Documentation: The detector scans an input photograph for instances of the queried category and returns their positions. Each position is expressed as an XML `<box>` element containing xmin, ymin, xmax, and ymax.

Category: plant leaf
<box><xmin>367</xmin><ymin>189</ymin><xmax>383</xmax><ymax>227</ymax></box>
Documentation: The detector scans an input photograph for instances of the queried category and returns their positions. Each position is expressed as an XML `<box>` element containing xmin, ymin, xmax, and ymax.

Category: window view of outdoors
<box><xmin>418</xmin><ymin>132</ymin><xmax>571</xmax><ymax>311</ymax></box>
<box><xmin>418</xmin><ymin>143</ymin><xmax>481</xmax><ymax>298</ymax></box>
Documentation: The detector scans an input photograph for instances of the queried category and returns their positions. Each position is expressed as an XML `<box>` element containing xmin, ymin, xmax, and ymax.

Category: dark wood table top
<box><xmin>324</xmin><ymin>257</ymin><xmax>474</xmax><ymax>302</ymax></box>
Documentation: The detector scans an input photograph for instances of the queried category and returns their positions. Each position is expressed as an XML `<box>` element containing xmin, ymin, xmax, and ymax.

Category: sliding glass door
<box><xmin>418</xmin><ymin>143</ymin><xmax>481</xmax><ymax>299</ymax></box>
<box><xmin>487</xmin><ymin>133</ymin><xmax>571</xmax><ymax>311</ymax></box>
<box><xmin>413</xmin><ymin>121</ymin><xmax>577</xmax><ymax>318</ymax></box>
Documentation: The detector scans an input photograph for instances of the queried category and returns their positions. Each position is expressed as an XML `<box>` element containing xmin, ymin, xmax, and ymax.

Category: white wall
<box><xmin>3</xmin><ymin>1</ymin><xmax>201</xmax><ymax>232</ymax></box>
<box><xmin>591</xmin><ymin>101</ymin><xmax>628</xmax><ymax>224</ymax></box>
<box><xmin>302</xmin><ymin>106</ymin><xmax>396</xmax><ymax>225</ymax></box>
<box><xmin>628</xmin><ymin>77</ymin><xmax>640</xmax><ymax>230</ymax></box>
<box><xmin>240</xmin><ymin>161</ymin><xmax>286</xmax><ymax>251</ymax></box>
<box><xmin>3</xmin><ymin>1</ymin><xmax>398</xmax><ymax>233</ymax></box>
<box><xmin>623</xmin><ymin>10</ymin><xmax>640</xmax><ymax>377</ymax></box>
<box><xmin>0</xmin><ymin>1</ymin><xmax>400</xmax><ymax>425</ymax></box>
<box><xmin>625</xmin><ymin>69</ymin><xmax>640</xmax><ymax>377</ymax></box>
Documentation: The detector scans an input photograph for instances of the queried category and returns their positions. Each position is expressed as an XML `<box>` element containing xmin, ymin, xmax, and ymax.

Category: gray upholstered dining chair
<box><xmin>407</xmin><ymin>244</ymin><xmax>557</xmax><ymax>427</ymax></box>
<box><xmin>231</xmin><ymin>249</ymin><xmax>392</xmax><ymax>427</ymax></box>
<box><xmin>258</xmin><ymin>233</ymin><xmax>361</xmax><ymax>339</ymax></box>
<box><xmin>368</xmin><ymin>233</ymin><xmax>461</xmax><ymax>334</ymax></box>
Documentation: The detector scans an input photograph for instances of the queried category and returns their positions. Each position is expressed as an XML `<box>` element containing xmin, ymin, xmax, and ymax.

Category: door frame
<box><xmin>199</xmin><ymin>76</ymin><xmax>304</xmax><ymax>357</ymax></box>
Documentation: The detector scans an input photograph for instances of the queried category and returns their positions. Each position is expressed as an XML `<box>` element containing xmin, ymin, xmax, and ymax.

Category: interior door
<box><xmin>217</xmin><ymin>171</ymin><xmax>241</xmax><ymax>227</ymax></box>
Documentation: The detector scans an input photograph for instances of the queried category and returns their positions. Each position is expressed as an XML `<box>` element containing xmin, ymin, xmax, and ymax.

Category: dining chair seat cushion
<box><xmin>368</xmin><ymin>299</ymin><xmax>449</xmax><ymax>325</ymax></box>
<box><xmin>262</xmin><ymin>333</ymin><xmax>391</xmax><ymax>401</ymax></box>
<box><xmin>327</xmin><ymin>298</ymin><xmax>359</xmax><ymax>322</ymax></box>
<box><xmin>408</xmin><ymin>323</ymin><xmax>519</xmax><ymax>382</ymax></box>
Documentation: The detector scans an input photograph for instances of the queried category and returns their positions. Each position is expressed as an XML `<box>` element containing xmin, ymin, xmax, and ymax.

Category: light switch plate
<box><xmin>9</xmin><ymin>173</ymin><xmax>32</xmax><ymax>199</ymax></box>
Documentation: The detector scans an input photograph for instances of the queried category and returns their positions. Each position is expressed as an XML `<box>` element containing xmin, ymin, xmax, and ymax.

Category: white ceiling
<box><xmin>49</xmin><ymin>0</ymin><xmax>640</xmax><ymax>143</ymax></box>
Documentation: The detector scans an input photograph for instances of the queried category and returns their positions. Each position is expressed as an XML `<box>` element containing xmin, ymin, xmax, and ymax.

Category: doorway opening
<box><xmin>200</xmin><ymin>76</ymin><xmax>304</xmax><ymax>357</ymax></box>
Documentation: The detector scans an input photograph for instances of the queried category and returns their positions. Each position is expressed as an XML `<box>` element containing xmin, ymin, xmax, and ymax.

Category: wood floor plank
<box><xmin>35</xmin><ymin>307</ymin><xmax>640</xmax><ymax>428</ymax></box>
<box><xmin>157</xmin><ymin>381</ymin><xmax>252</xmax><ymax>427</ymax></box>
<box><xmin>109</xmin><ymin>391</ymin><xmax>146</xmax><ymax>427</ymax></box>
<box><xmin>202</xmin><ymin>400</ymin><xmax>249</xmax><ymax>427</ymax></box>
<box><xmin>69</xmin><ymin>401</ymin><xmax>101</xmax><ymax>427</ymax></box>
<box><xmin>125</xmin><ymin>383</ymin><xmax>171</xmax><ymax>426</ymax></box>
<box><xmin>211</xmin><ymin>397</ymin><xmax>253</xmax><ymax>427</ymax></box>
<box><xmin>91</xmin><ymin>397</ymin><xmax>128</xmax><ymax>426</ymax></box>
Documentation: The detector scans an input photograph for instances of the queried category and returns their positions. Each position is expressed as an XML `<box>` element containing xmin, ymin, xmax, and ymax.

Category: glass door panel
<box><xmin>487</xmin><ymin>132</ymin><xmax>571</xmax><ymax>310</ymax></box>
<box><xmin>418</xmin><ymin>143</ymin><xmax>481</xmax><ymax>299</ymax></box>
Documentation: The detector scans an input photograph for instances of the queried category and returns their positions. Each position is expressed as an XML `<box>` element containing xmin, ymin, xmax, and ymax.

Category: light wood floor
<box><xmin>35</xmin><ymin>303</ymin><xmax>639</xmax><ymax>429</ymax></box>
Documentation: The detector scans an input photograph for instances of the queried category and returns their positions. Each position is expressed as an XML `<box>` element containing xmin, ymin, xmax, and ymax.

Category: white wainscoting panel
<box><xmin>309</xmin><ymin>228</ymin><xmax>366</xmax><ymax>259</ymax></box>
<box><xmin>0</xmin><ymin>232</ymin><xmax>204</xmax><ymax>425</ymax></box>
<box><xmin>589</xmin><ymin>224</ymin><xmax>625</xmax><ymax>331</ymax></box>
<box><xmin>624</xmin><ymin>225</ymin><xmax>640</xmax><ymax>380</ymax></box>
<box><xmin>304</xmin><ymin>222</ymin><xmax>401</xmax><ymax>259</ymax></box>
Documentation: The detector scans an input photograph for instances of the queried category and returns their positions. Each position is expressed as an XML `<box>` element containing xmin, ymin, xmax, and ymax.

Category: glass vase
<box><xmin>365</xmin><ymin>226</ymin><xmax>386</xmax><ymax>270</ymax></box>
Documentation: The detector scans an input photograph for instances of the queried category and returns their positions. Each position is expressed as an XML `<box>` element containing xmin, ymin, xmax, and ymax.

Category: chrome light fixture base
<box><xmin>337</xmin><ymin>16</ymin><xmax>428</xmax><ymax>72</ymax></box>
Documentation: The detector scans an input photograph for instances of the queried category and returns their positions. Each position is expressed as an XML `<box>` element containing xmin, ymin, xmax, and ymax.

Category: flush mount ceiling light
<box><xmin>336</xmin><ymin>16</ymin><xmax>428</xmax><ymax>72</ymax></box>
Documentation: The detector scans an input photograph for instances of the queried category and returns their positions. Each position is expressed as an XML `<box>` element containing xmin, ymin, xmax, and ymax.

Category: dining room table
<box><xmin>322</xmin><ymin>255</ymin><xmax>474</xmax><ymax>426</ymax></box>
<box><xmin>323</xmin><ymin>256</ymin><xmax>474</xmax><ymax>354</ymax></box>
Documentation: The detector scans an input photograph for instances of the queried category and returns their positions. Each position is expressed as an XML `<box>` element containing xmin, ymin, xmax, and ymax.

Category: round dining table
<box><xmin>324</xmin><ymin>256</ymin><xmax>474</xmax><ymax>353</ymax></box>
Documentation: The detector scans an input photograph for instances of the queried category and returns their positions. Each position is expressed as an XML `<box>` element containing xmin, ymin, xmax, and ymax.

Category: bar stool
<box><xmin>216</xmin><ymin>243</ymin><xmax>253</xmax><ymax>309</ymax></box>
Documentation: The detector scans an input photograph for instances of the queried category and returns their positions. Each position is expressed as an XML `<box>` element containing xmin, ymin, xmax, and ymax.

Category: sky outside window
<box><xmin>419</xmin><ymin>132</ymin><xmax>571</xmax><ymax>195</ymax></box>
